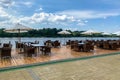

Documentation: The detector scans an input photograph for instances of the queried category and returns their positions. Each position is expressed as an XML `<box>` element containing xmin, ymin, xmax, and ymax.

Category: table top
<box><xmin>78</xmin><ymin>43</ymin><xmax>85</xmax><ymax>45</ymax></box>
<box><xmin>30</xmin><ymin>44</ymin><xmax>44</xmax><ymax>47</ymax></box>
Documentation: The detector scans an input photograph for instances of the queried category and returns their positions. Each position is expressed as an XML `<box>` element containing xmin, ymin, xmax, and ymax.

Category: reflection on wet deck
<box><xmin>0</xmin><ymin>46</ymin><xmax>120</xmax><ymax>68</ymax></box>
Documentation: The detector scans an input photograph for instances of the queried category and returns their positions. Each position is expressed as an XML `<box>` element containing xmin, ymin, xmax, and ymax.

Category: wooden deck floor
<box><xmin>0</xmin><ymin>54</ymin><xmax>120</xmax><ymax>80</ymax></box>
<box><xmin>0</xmin><ymin>46</ymin><xmax>120</xmax><ymax>68</ymax></box>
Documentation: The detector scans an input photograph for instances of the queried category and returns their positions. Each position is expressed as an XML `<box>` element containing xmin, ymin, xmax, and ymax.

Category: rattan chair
<box><xmin>24</xmin><ymin>46</ymin><xmax>36</xmax><ymax>57</ymax></box>
<box><xmin>53</xmin><ymin>40</ymin><xmax>60</xmax><ymax>47</ymax></box>
<box><xmin>40</xmin><ymin>46</ymin><xmax>51</xmax><ymax>55</ymax></box>
<box><xmin>83</xmin><ymin>43</ymin><xmax>94</xmax><ymax>52</ymax></box>
<box><xmin>1</xmin><ymin>47</ymin><xmax>11</xmax><ymax>59</ymax></box>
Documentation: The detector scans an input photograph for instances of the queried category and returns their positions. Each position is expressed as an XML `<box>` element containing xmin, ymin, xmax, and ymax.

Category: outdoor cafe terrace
<box><xmin>0</xmin><ymin>39</ymin><xmax>120</xmax><ymax>68</ymax></box>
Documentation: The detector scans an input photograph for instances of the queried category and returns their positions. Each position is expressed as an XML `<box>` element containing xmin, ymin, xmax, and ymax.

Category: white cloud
<box><xmin>19</xmin><ymin>12</ymin><xmax>77</xmax><ymax>24</ymax></box>
<box><xmin>0</xmin><ymin>6</ymin><xmax>20</xmax><ymax>28</ymax></box>
<box><xmin>4</xmin><ymin>9</ymin><xmax>119</xmax><ymax>29</ymax></box>
<box><xmin>48</xmin><ymin>14</ymin><xmax>74</xmax><ymax>22</ymax></box>
<box><xmin>0</xmin><ymin>7</ymin><xmax>11</xmax><ymax>21</ymax></box>
<box><xmin>21</xmin><ymin>1</ymin><xmax>33</xmax><ymax>7</ymax></box>
<box><xmin>17</xmin><ymin>12</ymin><xmax>86</xmax><ymax>28</ymax></box>
<box><xmin>39</xmin><ymin>8</ymin><xmax>43</xmax><ymax>11</ymax></box>
<box><xmin>35</xmin><ymin>7</ymin><xmax>43</xmax><ymax>12</ymax></box>
<box><xmin>57</xmin><ymin>10</ymin><xmax>120</xmax><ymax>19</ymax></box>
<box><xmin>0</xmin><ymin>0</ymin><xmax>15</xmax><ymax>8</ymax></box>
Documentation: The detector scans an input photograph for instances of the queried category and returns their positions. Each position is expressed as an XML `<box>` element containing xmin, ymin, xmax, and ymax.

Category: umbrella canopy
<box><xmin>113</xmin><ymin>31</ymin><xmax>120</xmax><ymax>36</ymax></box>
<box><xmin>81</xmin><ymin>30</ymin><xmax>100</xmax><ymax>35</ymax></box>
<box><xmin>102</xmin><ymin>32</ymin><xmax>111</xmax><ymax>35</ymax></box>
<box><xmin>58</xmin><ymin>30</ymin><xmax>71</xmax><ymax>35</ymax></box>
<box><xmin>5</xmin><ymin>23</ymin><xmax>32</xmax><ymax>42</ymax></box>
<box><xmin>5</xmin><ymin>23</ymin><xmax>32</xmax><ymax>33</ymax></box>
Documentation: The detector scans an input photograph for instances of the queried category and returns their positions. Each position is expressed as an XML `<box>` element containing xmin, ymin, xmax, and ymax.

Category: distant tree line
<box><xmin>0</xmin><ymin>28</ymin><xmax>118</xmax><ymax>37</ymax></box>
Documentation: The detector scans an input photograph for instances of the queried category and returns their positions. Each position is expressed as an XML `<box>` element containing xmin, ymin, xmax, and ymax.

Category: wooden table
<box><xmin>30</xmin><ymin>44</ymin><xmax>45</xmax><ymax>53</ymax></box>
<box><xmin>78</xmin><ymin>43</ymin><xmax>85</xmax><ymax>52</ymax></box>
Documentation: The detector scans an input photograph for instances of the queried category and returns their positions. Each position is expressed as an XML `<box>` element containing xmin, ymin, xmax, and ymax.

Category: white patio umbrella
<box><xmin>113</xmin><ymin>31</ymin><xmax>120</xmax><ymax>39</ymax></box>
<box><xmin>81</xmin><ymin>30</ymin><xmax>101</xmax><ymax>40</ymax></box>
<box><xmin>113</xmin><ymin>31</ymin><xmax>120</xmax><ymax>36</ymax></box>
<box><xmin>58</xmin><ymin>30</ymin><xmax>71</xmax><ymax>35</ymax></box>
<box><xmin>102</xmin><ymin>32</ymin><xmax>111</xmax><ymax>35</ymax></box>
<box><xmin>5</xmin><ymin>23</ymin><xmax>32</xmax><ymax>42</ymax></box>
<box><xmin>58</xmin><ymin>30</ymin><xmax>71</xmax><ymax>45</ymax></box>
<box><xmin>81</xmin><ymin>30</ymin><xmax>100</xmax><ymax>35</ymax></box>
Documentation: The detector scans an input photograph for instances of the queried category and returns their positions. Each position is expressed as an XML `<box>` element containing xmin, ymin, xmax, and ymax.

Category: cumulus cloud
<box><xmin>16</xmin><ymin>12</ymin><xmax>86</xmax><ymax>29</ymax></box>
<box><xmin>0</xmin><ymin>1</ymin><xmax>34</xmax><ymax>28</ymax></box>
<box><xmin>2</xmin><ymin>9</ymin><xmax>120</xmax><ymax>29</ymax></box>
<box><xmin>48</xmin><ymin>14</ymin><xmax>74</xmax><ymax>22</ymax></box>
<box><xmin>19</xmin><ymin>12</ymin><xmax>78</xmax><ymax>24</ymax></box>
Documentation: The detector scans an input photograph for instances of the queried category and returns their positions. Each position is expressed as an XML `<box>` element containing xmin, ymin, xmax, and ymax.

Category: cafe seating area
<box><xmin>95</xmin><ymin>40</ymin><xmax>120</xmax><ymax>50</ymax></box>
<box><xmin>0</xmin><ymin>39</ymin><xmax>120</xmax><ymax>68</ymax></box>
<box><xmin>1</xmin><ymin>39</ymin><xmax>120</xmax><ymax>59</ymax></box>
<box><xmin>67</xmin><ymin>40</ymin><xmax>94</xmax><ymax>52</ymax></box>
<box><xmin>66</xmin><ymin>39</ymin><xmax>120</xmax><ymax>52</ymax></box>
<box><xmin>15</xmin><ymin>41</ymin><xmax>51</xmax><ymax>56</ymax></box>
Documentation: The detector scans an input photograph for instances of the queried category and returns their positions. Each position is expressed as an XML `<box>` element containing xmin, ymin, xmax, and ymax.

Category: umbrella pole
<box><xmin>18</xmin><ymin>29</ymin><xmax>22</xmax><ymax>53</ymax></box>
<box><xmin>64</xmin><ymin>34</ymin><xmax>66</xmax><ymax>46</ymax></box>
<box><xmin>18</xmin><ymin>29</ymin><xmax>21</xmax><ymax>43</ymax></box>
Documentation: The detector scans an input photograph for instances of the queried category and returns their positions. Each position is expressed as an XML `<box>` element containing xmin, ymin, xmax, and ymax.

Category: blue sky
<box><xmin>0</xmin><ymin>0</ymin><xmax>120</xmax><ymax>32</ymax></box>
